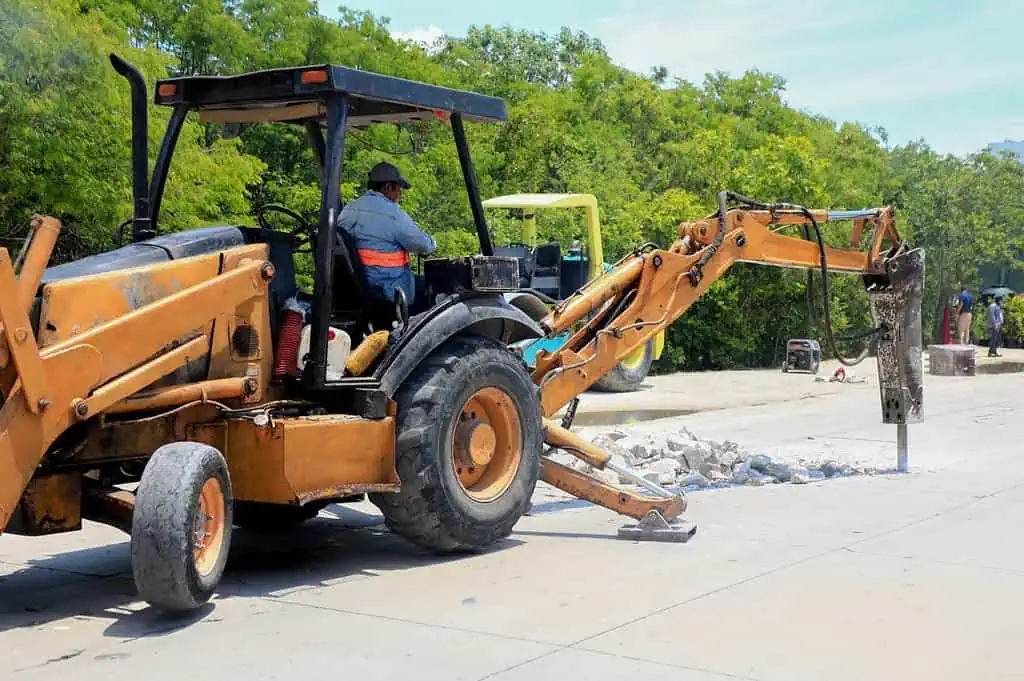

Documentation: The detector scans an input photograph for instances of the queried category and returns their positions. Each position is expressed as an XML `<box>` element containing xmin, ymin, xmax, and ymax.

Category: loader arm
<box><xmin>0</xmin><ymin>219</ymin><xmax>274</xmax><ymax>532</ymax></box>
<box><xmin>531</xmin><ymin>192</ymin><xmax>923</xmax><ymax>525</ymax></box>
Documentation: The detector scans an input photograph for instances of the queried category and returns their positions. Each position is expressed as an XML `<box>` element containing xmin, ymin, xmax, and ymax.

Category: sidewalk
<box><xmin>970</xmin><ymin>345</ymin><xmax>1024</xmax><ymax>373</ymax></box>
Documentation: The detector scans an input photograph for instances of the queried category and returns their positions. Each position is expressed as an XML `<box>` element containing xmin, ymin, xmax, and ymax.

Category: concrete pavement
<box><xmin>572</xmin><ymin>346</ymin><xmax>1024</xmax><ymax>425</ymax></box>
<box><xmin>2</xmin><ymin>369</ymin><xmax>1022</xmax><ymax>680</ymax></box>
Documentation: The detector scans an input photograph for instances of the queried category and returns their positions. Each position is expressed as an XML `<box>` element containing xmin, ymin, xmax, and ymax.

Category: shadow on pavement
<box><xmin>0</xmin><ymin>504</ymin><xmax>521</xmax><ymax>639</ymax></box>
<box><xmin>513</xmin><ymin>529</ymin><xmax>622</xmax><ymax>541</ymax></box>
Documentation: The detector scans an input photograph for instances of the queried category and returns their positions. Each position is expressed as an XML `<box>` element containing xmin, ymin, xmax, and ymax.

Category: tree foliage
<box><xmin>888</xmin><ymin>144</ymin><xmax>1024</xmax><ymax>341</ymax></box>
<box><xmin>1</xmin><ymin>0</ymin><xmax>1021</xmax><ymax>370</ymax></box>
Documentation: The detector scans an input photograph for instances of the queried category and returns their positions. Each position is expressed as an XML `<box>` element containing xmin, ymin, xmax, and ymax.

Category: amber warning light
<box><xmin>157</xmin><ymin>83</ymin><xmax>177</xmax><ymax>97</ymax></box>
<box><xmin>300</xmin><ymin>70</ymin><xmax>329</xmax><ymax>85</ymax></box>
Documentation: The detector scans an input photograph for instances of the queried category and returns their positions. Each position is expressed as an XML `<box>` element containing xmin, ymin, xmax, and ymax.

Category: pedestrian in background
<box><xmin>956</xmin><ymin>286</ymin><xmax>973</xmax><ymax>345</ymax></box>
<box><xmin>987</xmin><ymin>295</ymin><xmax>1004</xmax><ymax>357</ymax></box>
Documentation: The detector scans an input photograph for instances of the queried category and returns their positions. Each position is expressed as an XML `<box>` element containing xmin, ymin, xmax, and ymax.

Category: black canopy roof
<box><xmin>154</xmin><ymin>64</ymin><xmax>508</xmax><ymax>128</ymax></box>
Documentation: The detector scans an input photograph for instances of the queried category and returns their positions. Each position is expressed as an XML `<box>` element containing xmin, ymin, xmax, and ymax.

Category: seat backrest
<box><xmin>334</xmin><ymin>225</ymin><xmax>396</xmax><ymax>333</ymax></box>
<box><xmin>531</xmin><ymin>242</ymin><xmax>562</xmax><ymax>297</ymax></box>
<box><xmin>334</xmin><ymin>227</ymin><xmax>367</xmax><ymax>309</ymax></box>
<box><xmin>534</xmin><ymin>242</ymin><xmax>561</xmax><ymax>269</ymax></box>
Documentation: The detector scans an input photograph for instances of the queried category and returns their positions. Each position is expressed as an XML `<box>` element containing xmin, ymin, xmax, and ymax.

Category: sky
<box><xmin>319</xmin><ymin>0</ymin><xmax>1024</xmax><ymax>156</ymax></box>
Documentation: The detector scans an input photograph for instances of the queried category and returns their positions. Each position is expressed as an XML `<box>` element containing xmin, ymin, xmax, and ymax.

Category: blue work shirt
<box><xmin>988</xmin><ymin>301</ymin><xmax>1003</xmax><ymax>329</ymax></box>
<box><xmin>958</xmin><ymin>290</ymin><xmax>973</xmax><ymax>313</ymax></box>
<box><xmin>338</xmin><ymin>190</ymin><xmax>436</xmax><ymax>303</ymax></box>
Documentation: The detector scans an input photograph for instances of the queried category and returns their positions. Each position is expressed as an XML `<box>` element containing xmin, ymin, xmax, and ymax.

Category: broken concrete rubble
<box><xmin>681</xmin><ymin>472</ymin><xmax>710</xmax><ymax>489</ymax></box>
<box><xmin>731</xmin><ymin>462</ymin><xmax>752</xmax><ymax>485</ymax></box>
<box><xmin>748</xmin><ymin>470</ymin><xmax>769</xmax><ymax>486</ymax></box>
<box><xmin>590</xmin><ymin>436</ymin><xmax>638</xmax><ymax>467</ymax></box>
<box><xmin>643</xmin><ymin>470</ymin><xmax>676</xmax><ymax>485</ymax></box>
<box><xmin>628</xmin><ymin>442</ymin><xmax>656</xmax><ymax>461</ymax></box>
<box><xmin>568</xmin><ymin>423</ymin><xmax>879</xmax><ymax>493</ymax></box>
<box><xmin>647</xmin><ymin>458</ymin><xmax>681</xmax><ymax>475</ymax></box>
<box><xmin>788</xmin><ymin>466</ymin><xmax>812</xmax><ymax>484</ymax></box>
<box><xmin>767</xmin><ymin>462</ymin><xmax>793</xmax><ymax>482</ymax></box>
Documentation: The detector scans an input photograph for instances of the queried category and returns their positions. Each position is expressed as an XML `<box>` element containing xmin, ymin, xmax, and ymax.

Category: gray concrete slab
<box><xmin>278</xmin><ymin>519</ymin><xmax>768</xmax><ymax>645</ymax></box>
<box><xmin>580</xmin><ymin>548</ymin><xmax>1024</xmax><ymax>681</ymax></box>
<box><xmin>1</xmin><ymin>369</ymin><xmax>1021</xmax><ymax>680</ymax></box>
<box><xmin>486</xmin><ymin>648</ymin><xmax>741</xmax><ymax>681</ymax></box>
<box><xmin>852</xmin><ymin>484</ymin><xmax>1024</xmax><ymax>573</ymax></box>
<box><xmin>7</xmin><ymin>596</ymin><xmax>556</xmax><ymax>681</ymax></box>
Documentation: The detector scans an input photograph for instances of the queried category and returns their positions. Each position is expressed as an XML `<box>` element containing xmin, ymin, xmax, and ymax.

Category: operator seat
<box><xmin>333</xmin><ymin>227</ymin><xmax>403</xmax><ymax>332</ymax></box>
<box><xmin>530</xmin><ymin>242</ymin><xmax>562</xmax><ymax>299</ymax></box>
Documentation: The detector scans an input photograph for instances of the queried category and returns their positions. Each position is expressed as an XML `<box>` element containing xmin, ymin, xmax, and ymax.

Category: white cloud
<box><xmin>391</xmin><ymin>24</ymin><xmax>447</xmax><ymax>51</ymax></box>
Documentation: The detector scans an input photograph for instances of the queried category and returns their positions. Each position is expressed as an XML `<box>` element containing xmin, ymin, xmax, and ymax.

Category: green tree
<box><xmin>0</xmin><ymin>0</ymin><xmax>263</xmax><ymax>261</ymax></box>
<box><xmin>8</xmin><ymin>1</ymin><xmax>1013</xmax><ymax>371</ymax></box>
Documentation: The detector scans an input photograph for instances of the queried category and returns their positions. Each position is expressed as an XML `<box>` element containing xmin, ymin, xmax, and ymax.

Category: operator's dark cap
<box><xmin>369</xmin><ymin>162</ymin><xmax>411</xmax><ymax>189</ymax></box>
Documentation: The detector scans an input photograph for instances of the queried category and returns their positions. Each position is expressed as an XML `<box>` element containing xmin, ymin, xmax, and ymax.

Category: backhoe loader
<box><xmin>0</xmin><ymin>55</ymin><xmax>924</xmax><ymax>612</ymax></box>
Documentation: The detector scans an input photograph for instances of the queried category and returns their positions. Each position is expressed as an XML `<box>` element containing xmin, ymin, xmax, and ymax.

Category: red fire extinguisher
<box><xmin>942</xmin><ymin>303</ymin><xmax>952</xmax><ymax>344</ymax></box>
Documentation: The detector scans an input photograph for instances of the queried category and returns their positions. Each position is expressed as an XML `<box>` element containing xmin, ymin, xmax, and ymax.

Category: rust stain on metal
<box><xmin>298</xmin><ymin>483</ymin><xmax>401</xmax><ymax>505</ymax></box>
<box><xmin>5</xmin><ymin>473</ymin><xmax>82</xmax><ymax>536</ymax></box>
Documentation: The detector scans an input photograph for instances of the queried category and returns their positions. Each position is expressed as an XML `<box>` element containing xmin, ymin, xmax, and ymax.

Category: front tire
<box><xmin>370</xmin><ymin>335</ymin><xmax>542</xmax><ymax>552</ymax></box>
<box><xmin>131</xmin><ymin>442</ymin><xmax>233</xmax><ymax>612</ymax></box>
<box><xmin>593</xmin><ymin>339</ymin><xmax>654</xmax><ymax>392</ymax></box>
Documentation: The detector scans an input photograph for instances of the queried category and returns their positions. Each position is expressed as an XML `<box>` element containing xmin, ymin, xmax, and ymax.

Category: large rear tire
<box><xmin>370</xmin><ymin>335</ymin><xmax>542</xmax><ymax>552</ymax></box>
<box><xmin>131</xmin><ymin>442</ymin><xmax>233</xmax><ymax>612</ymax></box>
<box><xmin>592</xmin><ymin>339</ymin><xmax>654</xmax><ymax>392</ymax></box>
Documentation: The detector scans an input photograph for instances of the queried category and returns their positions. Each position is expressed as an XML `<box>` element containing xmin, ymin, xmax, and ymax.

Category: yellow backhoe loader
<box><xmin>0</xmin><ymin>55</ymin><xmax>924</xmax><ymax>612</ymax></box>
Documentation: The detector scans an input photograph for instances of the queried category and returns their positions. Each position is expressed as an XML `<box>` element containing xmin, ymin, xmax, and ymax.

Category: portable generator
<box><xmin>783</xmin><ymin>338</ymin><xmax>821</xmax><ymax>373</ymax></box>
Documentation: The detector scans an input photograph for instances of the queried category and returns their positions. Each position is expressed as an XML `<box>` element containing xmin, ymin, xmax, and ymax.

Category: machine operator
<box><xmin>339</xmin><ymin>162</ymin><xmax>436</xmax><ymax>307</ymax></box>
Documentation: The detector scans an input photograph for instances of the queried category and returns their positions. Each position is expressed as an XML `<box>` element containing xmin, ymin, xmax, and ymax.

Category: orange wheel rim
<box><xmin>193</xmin><ymin>477</ymin><xmax>226</xmax><ymax>577</ymax></box>
<box><xmin>451</xmin><ymin>387</ymin><xmax>523</xmax><ymax>502</ymax></box>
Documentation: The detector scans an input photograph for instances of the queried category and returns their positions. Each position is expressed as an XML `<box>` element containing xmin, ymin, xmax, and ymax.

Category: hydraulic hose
<box><xmin>709</xmin><ymin>192</ymin><xmax>877</xmax><ymax>366</ymax></box>
<box><xmin>776</xmin><ymin>202</ymin><xmax>873</xmax><ymax>366</ymax></box>
<box><xmin>693</xmin><ymin>191</ymin><xmax>733</xmax><ymax>272</ymax></box>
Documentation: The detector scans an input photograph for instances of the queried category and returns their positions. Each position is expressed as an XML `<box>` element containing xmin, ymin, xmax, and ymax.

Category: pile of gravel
<box><xmin>567</xmin><ymin>426</ymin><xmax>875</xmax><ymax>490</ymax></box>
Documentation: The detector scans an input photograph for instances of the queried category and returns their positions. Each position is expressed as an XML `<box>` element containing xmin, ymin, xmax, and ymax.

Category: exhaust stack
<box><xmin>109</xmin><ymin>54</ymin><xmax>154</xmax><ymax>243</ymax></box>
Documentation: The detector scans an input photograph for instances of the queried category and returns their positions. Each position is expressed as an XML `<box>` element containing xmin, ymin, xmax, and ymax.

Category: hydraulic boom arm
<box><xmin>532</xmin><ymin>191</ymin><xmax>924</xmax><ymax>527</ymax></box>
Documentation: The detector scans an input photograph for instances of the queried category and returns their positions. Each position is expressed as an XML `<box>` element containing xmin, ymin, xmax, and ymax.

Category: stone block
<box><xmin>927</xmin><ymin>344</ymin><xmax>975</xmax><ymax>376</ymax></box>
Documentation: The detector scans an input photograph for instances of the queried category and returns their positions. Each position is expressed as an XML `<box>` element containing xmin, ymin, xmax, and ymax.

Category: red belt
<box><xmin>358</xmin><ymin>249</ymin><xmax>409</xmax><ymax>267</ymax></box>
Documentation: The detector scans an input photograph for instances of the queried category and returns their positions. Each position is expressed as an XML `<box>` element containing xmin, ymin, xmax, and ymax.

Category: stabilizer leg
<box><xmin>542</xmin><ymin>422</ymin><xmax>698</xmax><ymax>542</ymax></box>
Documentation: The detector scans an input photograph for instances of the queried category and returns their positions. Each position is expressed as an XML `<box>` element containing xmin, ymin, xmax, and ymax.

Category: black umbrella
<box><xmin>982</xmin><ymin>286</ymin><xmax>1015</xmax><ymax>299</ymax></box>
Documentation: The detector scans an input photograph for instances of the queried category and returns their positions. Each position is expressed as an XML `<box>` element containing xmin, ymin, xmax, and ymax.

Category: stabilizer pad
<box><xmin>617</xmin><ymin>510</ymin><xmax>698</xmax><ymax>543</ymax></box>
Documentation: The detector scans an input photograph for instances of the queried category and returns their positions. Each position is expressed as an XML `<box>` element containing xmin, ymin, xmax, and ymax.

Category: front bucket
<box><xmin>867</xmin><ymin>247</ymin><xmax>925</xmax><ymax>425</ymax></box>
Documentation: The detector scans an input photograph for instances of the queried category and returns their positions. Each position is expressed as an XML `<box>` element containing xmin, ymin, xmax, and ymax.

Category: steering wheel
<box><xmin>257</xmin><ymin>204</ymin><xmax>316</xmax><ymax>254</ymax></box>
